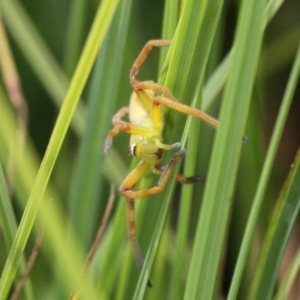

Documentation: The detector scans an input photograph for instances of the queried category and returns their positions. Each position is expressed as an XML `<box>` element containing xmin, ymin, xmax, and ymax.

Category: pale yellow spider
<box><xmin>103</xmin><ymin>40</ymin><xmax>245</xmax><ymax>279</ymax></box>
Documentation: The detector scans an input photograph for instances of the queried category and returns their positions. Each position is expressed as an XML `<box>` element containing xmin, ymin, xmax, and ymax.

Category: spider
<box><xmin>103</xmin><ymin>40</ymin><xmax>245</xmax><ymax>279</ymax></box>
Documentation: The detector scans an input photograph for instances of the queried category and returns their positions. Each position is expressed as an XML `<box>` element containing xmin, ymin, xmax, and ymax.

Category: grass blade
<box><xmin>275</xmin><ymin>244</ymin><xmax>300</xmax><ymax>300</ymax></box>
<box><xmin>243</xmin><ymin>41</ymin><xmax>300</xmax><ymax>299</ymax></box>
<box><xmin>0</xmin><ymin>1</ymin><xmax>118</xmax><ymax>298</ymax></box>
<box><xmin>228</xmin><ymin>39</ymin><xmax>300</xmax><ymax>300</ymax></box>
<box><xmin>250</xmin><ymin>146</ymin><xmax>300</xmax><ymax>299</ymax></box>
<box><xmin>0</xmin><ymin>162</ymin><xmax>34</xmax><ymax>299</ymax></box>
<box><xmin>68</xmin><ymin>0</ymin><xmax>132</xmax><ymax>248</ymax></box>
<box><xmin>133</xmin><ymin>0</ymin><xmax>224</xmax><ymax>298</ymax></box>
<box><xmin>185</xmin><ymin>0</ymin><xmax>266</xmax><ymax>298</ymax></box>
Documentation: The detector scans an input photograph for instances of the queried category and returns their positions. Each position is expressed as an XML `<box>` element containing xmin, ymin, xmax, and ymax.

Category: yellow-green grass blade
<box><xmin>0</xmin><ymin>84</ymin><xmax>98</xmax><ymax>298</ymax></box>
<box><xmin>68</xmin><ymin>0</ymin><xmax>132</xmax><ymax>249</ymax></box>
<box><xmin>0</xmin><ymin>0</ymin><xmax>126</xmax><ymax>193</ymax></box>
<box><xmin>0</xmin><ymin>0</ymin><xmax>118</xmax><ymax>298</ymax></box>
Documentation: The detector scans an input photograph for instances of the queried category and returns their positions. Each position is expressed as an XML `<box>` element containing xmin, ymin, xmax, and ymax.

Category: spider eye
<box><xmin>130</xmin><ymin>143</ymin><xmax>137</xmax><ymax>156</ymax></box>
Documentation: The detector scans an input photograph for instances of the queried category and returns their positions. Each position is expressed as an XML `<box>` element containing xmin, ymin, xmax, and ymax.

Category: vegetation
<box><xmin>0</xmin><ymin>0</ymin><xmax>299</xmax><ymax>299</ymax></box>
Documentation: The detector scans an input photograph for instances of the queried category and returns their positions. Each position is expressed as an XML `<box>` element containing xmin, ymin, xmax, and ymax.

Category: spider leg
<box><xmin>133</xmin><ymin>80</ymin><xmax>217</xmax><ymax>130</ymax></box>
<box><xmin>153</xmin><ymin>96</ymin><xmax>249</xmax><ymax>142</ymax></box>
<box><xmin>112</xmin><ymin>106</ymin><xmax>129</xmax><ymax>125</ymax></box>
<box><xmin>130</xmin><ymin>40</ymin><xmax>172</xmax><ymax>86</ymax></box>
<box><xmin>119</xmin><ymin>161</ymin><xmax>150</xmax><ymax>278</ymax></box>
<box><xmin>103</xmin><ymin>121</ymin><xmax>154</xmax><ymax>154</ymax></box>
<box><xmin>126</xmin><ymin>199</ymin><xmax>144</xmax><ymax>269</ymax></box>
<box><xmin>155</xmin><ymin>164</ymin><xmax>206</xmax><ymax>184</ymax></box>
<box><xmin>126</xmin><ymin>198</ymin><xmax>153</xmax><ymax>287</ymax></box>
<box><xmin>133</xmin><ymin>81</ymin><xmax>218</xmax><ymax>130</ymax></box>
<box><xmin>135</xmin><ymin>81</ymin><xmax>177</xmax><ymax>101</ymax></box>
<box><xmin>153</xmin><ymin>95</ymin><xmax>219</xmax><ymax>129</ymax></box>
<box><xmin>120</xmin><ymin>151</ymin><xmax>185</xmax><ymax>280</ymax></box>
<box><xmin>176</xmin><ymin>173</ymin><xmax>206</xmax><ymax>184</ymax></box>
<box><xmin>120</xmin><ymin>149</ymin><xmax>186</xmax><ymax>199</ymax></box>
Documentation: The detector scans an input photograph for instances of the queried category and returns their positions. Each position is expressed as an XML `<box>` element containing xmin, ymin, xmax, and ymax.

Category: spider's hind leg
<box><xmin>155</xmin><ymin>161</ymin><xmax>206</xmax><ymax>184</ymax></box>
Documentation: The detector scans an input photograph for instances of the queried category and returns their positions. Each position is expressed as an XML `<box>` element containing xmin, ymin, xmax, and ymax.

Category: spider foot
<box><xmin>103</xmin><ymin>137</ymin><xmax>112</xmax><ymax>154</ymax></box>
<box><xmin>155</xmin><ymin>139</ymin><xmax>181</xmax><ymax>150</ymax></box>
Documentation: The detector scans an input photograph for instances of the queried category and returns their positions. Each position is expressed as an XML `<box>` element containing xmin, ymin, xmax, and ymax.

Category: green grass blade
<box><xmin>165</xmin><ymin>0</ymin><xmax>222</xmax><ymax>102</ymax></box>
<box><xmin>132</xmin><ymin>178</ymin><xmax>177</xmax><ymax>300</ymax></box>
<box><xmin>158</xmin><ymin>0</ymin><xmax>179</xmax><ymax>69</ymax></box>
<box><xmin>202</xmin><ymin>0</ymin><xmax>285</xmax><ymax>113</ymax></box>
<box><xmin>62</xmin><ymin>0</ymin><xmax>89</xmax><ymax>76</ymax></box>
<box><xmin>0</xmin><ymin>162</ymin><xmax>34</xmax><ymax>299</ymax></box>
<box><xmin>0</xmin><ymin>163</ymin><xmax>18</xmax><ymax>251</ymax></box>
<box><xmin>68</xmin><ymin>0</ymin><xmax>132</xmax><ymax>248</ymax></box>
<box><xmin>160</xmin><ymin>4</ymin><xmax>184</xmax><ymax>297</ymax></box>
<box><xmin>0</xmin><ymin>0</ymin><xmax>125</xmax><ymax>190</ymax></box>
<box><xmin>167</xmin><ymin>102</ymin><xmax>203</xmax><ymax>300</ymax></box>
<box><xmin>133</xmin><ymin>0</ymin><xmax>224</xmax><ymax>298</ymax></box>
<box><xmin>250</xmin><ymin>147</ymin><xmax>300</xmax><ymax>299</ymax></box>
<box><xmin>275</xmin><ymin>244</ymin><xmax>300</xmax><ymax>300</ymax></box>
<box><xmin>228</xmin><ymin>39</ymin><xmax>300</xmax><ymax>300</ymax></box>
<box><xmin>242</xmin><ymin>42</ymin><xmax>300</xmax><ymax>299</ymax></box>
<box><xmin>0</xmin><ymin>83</ymin><xmax>102</xmax><ymax>299</ymax></box>
<box><xmin>185</xmin><ymin>0</ymin><xmax>267</xmax><ymax>298</ymax></box>
<box><xmin>0</xmin><ymin>1</ymin><xmax>118</xmax><ymax>298</ymax></box>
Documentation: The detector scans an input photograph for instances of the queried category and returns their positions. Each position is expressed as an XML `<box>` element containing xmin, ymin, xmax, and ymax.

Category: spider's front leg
<box><xmin>103</xmin><ymin>107</ymin><xmax>154</xmax><ymax>154</ymax></box>
<box><xmin>130</xmin><ymin>40</ymin><xmax>172</xmax><ymax>86</ymax></box>
<box><xmin>129</xmin><ymin>39</ymin><xmax>177</xmax><ymax>102</ymax></box>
